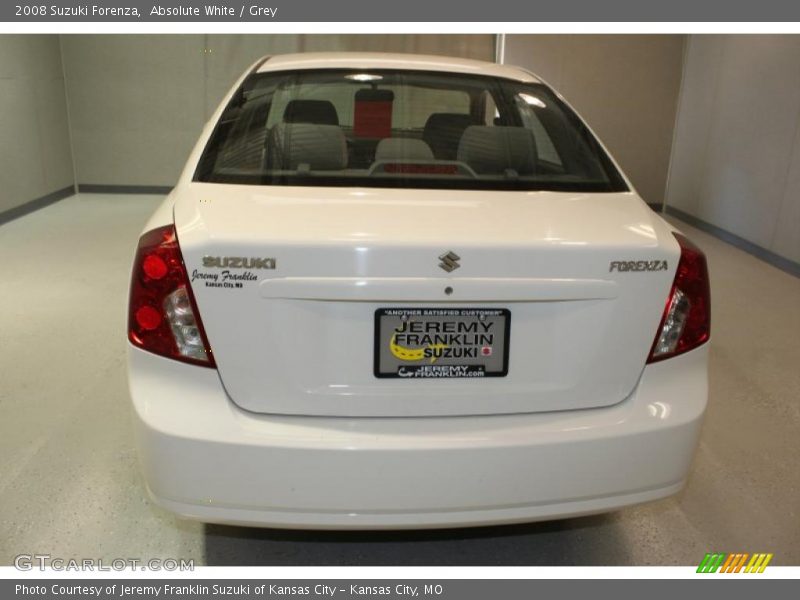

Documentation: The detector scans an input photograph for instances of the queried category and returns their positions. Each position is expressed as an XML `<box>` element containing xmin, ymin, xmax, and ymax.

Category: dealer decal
<box><xmin>191</xmin><ymin>269</ymin><xmax>257</xmax><ymax>289</ymax></box>
<box><xmin>192</xmin><ymin>255</ymin><xmax>277</xmax><ymax>290</ymax></box>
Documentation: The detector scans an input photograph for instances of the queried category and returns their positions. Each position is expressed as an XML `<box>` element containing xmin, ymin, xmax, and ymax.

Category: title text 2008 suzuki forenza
<box><xmin>127</xmin><ymin>53</ymin><xmax>710</xmax><ymax>529</ymax></box>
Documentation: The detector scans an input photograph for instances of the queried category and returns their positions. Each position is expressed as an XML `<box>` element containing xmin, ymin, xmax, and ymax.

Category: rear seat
<box><xmin>374</xmin><ymin>138</ymin><xmax>434</xmax><ymax>162</ymax></box>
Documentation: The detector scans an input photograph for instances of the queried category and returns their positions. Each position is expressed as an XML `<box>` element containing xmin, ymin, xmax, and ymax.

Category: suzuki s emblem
<box><xmin>438</xmin><ymin>251</ymin><xmax>461</xmax><ymax>272</ymax></box>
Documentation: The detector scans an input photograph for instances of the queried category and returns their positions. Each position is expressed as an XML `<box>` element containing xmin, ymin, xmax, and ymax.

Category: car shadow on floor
<box><xmin>204</xmin><ymin>513</ymin><xmax>631</xmax><ymax>566</ymax></box>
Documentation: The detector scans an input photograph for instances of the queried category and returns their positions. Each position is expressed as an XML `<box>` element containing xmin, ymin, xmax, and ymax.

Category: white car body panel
<box><xmin>254</xmin><ymin>52</ymin><xmax>543</xmax><ymax>83</ymax></box>
<box><xmin>174</xmin><ymin>186</ymin><xmax>677</xmax><ymax>417</ymax></box>
<box><xmin>127</xmin><ymin>53</ymin><xmax>708</xmax><ymax>529</ymax></box>
<box><xmin>130</xmin><ymin>343</ymin><xmax>706</xmax><ymax>529</ymax></box>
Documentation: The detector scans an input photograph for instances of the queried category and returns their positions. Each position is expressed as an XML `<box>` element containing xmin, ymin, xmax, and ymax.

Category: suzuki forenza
<box><xmin>127</xmin><ymin>53</ymin><xmax>710</xmax><ymax>529</ymax></box>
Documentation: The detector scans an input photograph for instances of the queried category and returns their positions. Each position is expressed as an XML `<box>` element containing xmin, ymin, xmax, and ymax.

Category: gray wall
<box><xmin>60</xmin><ymin>34</ymin><xmax>495</xmax><ymax>188</ymax></box>
<box><xmin>0</xmin><ymin>36</ymin><xmax>74</xmax><ymax>215</ymax></box>
<box><xmin>665</xmin><ymin>35</ymin><xmax>800</xmax><ymax>265</ymax></box>
<box><xmin>61</xmin><ymin>35</ymin><xmax>207</xmax><ymax>188</ymax></box>
<box><xmin>504</xmin><ymin>34</ymin><xmax>685</xmax><ymax>205</ymax></box>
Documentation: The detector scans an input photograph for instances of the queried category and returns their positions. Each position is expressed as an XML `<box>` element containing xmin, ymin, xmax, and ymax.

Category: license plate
<box><xmin>374</xmin><ymin>308</ymin><xmax>510</xmax><ymax>379</ymax></box>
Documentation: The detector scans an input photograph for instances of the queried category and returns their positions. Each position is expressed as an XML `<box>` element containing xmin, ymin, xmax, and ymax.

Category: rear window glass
<box><xmin>194</xmin><ymin>69</ymin><xmax>628</xmax><ymax>193</ymax></box>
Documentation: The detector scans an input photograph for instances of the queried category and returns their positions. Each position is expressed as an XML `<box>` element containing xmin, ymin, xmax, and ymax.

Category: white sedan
<box><xmin>127</xmin><ymin>53</ymin><xmax>710</xmax><ymax>529</ymax></box>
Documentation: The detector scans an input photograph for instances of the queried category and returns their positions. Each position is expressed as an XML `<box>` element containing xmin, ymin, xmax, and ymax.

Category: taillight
<box><xmin>128</xmin><ymin>225</ymin><xmax>215</xmax><ymax>367</ymax></box>
<box><xmin>647</xmin><ymin>232</ymin><xmax>710</xmax><ymax>363</ymax></box>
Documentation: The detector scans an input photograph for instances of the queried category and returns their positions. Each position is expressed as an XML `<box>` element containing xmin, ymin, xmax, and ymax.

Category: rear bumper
<box><xmin>128</xmin><ymin>344</ymin><xmax>707</xmax><ymax>530</ymax></box>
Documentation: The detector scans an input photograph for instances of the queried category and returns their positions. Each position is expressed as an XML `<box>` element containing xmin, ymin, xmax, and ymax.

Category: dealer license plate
<box><xmin>374</xmin><ymin>308</ymin><xmax>510</xmax><ymax>378</ymax></box>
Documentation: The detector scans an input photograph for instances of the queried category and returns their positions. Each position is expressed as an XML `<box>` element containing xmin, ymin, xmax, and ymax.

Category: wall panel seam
<box><xmin>58</xmin><ymin>34</ymin><xmax>79</xmax><ymax>193</ymax></box>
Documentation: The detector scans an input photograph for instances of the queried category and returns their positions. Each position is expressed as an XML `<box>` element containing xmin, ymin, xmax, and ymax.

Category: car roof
<box><xmin>254</xmin><ymin>52</ymin><xmax>541</xmax><ymax>83</ymax></box>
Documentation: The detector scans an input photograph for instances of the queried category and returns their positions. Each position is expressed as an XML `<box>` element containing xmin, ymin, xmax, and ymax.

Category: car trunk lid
<box><xmin>174</xmin><ymin>184</ymin><xmax>677</xmax><ymax>417</ymax></box>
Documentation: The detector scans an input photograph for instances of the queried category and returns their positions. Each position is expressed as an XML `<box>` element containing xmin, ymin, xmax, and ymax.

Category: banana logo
<box><xmin>390</xmin><ymin>334</ymin><xmax>448</xmax><ymax>364</ymax></box>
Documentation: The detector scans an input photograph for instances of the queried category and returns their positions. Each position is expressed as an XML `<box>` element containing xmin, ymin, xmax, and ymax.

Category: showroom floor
<box><xmin>1</xmin><ymin>193</ymin><xmax>798</xmax><ymax>566</ymax></box>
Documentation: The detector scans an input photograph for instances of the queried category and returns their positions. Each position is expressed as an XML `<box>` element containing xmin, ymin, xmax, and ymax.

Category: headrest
<box><xmin>266</xmin><ymin>123</ymin><xmax>347</xmax><ymax>171</ymax></box>
<box><xmin>423</xmin><ymin>113</ymin><xmax>474</xmax><ymax>133</ymax></box>
<box><xmin>355</xmin><ymin>89</ymin><xmax>395</xmax><ymax>103</ymax></box>
<box><xmin>283</xmin><ymin>99</ymin><xmax>339</xmax><ymax>125</ymax></box>
<box><xmin>422</xmin><ymin>113</ymin><xmax>475</xmax><ymax>159</ymax></box>
<box><xmin>374</xmin><ymin>138</ymin><xmax>434</xmax><ymax>162</ymax></box>
<box><xmin>457</xmin><ymin>126</ymin><xmax>537</xmax><ymax>176</ymax></box>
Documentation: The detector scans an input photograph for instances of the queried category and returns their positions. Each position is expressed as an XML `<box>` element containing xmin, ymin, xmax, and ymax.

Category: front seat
<box><xmin>265</xmin><ymin>123</ymin><xmax>348</xmax><ymax>172</ymax></box>
<box><xmin>282</xmin><ymin>99</ymin><xmax>339</xmax><ymax>125</ymax></box>
<box><xmin>422</xmin><ymin>113</ymin><xmax>474</xmax><ymax>160</ymax></box>
<box><xmin>457</xmin><ymin>126</ymin><xmax>538</xmax><ymax>176</ymax></box>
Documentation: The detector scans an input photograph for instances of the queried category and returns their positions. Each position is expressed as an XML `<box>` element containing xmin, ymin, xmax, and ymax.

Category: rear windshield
<box><xmin>194</xmin><ymin>69</ymin><xmax>628</xmax><ymax>192</ymax></box>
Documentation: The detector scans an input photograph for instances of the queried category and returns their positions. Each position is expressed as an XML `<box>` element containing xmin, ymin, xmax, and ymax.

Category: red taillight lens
<box><xmin>128</xmin><ymin>225</ymin><xmax>216</xmax><ymax>367</ymax></box>
<box><xmin>647</xmin><ymin>232</ymin><xmax>711</xmax><ymax>363</ymax></box>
